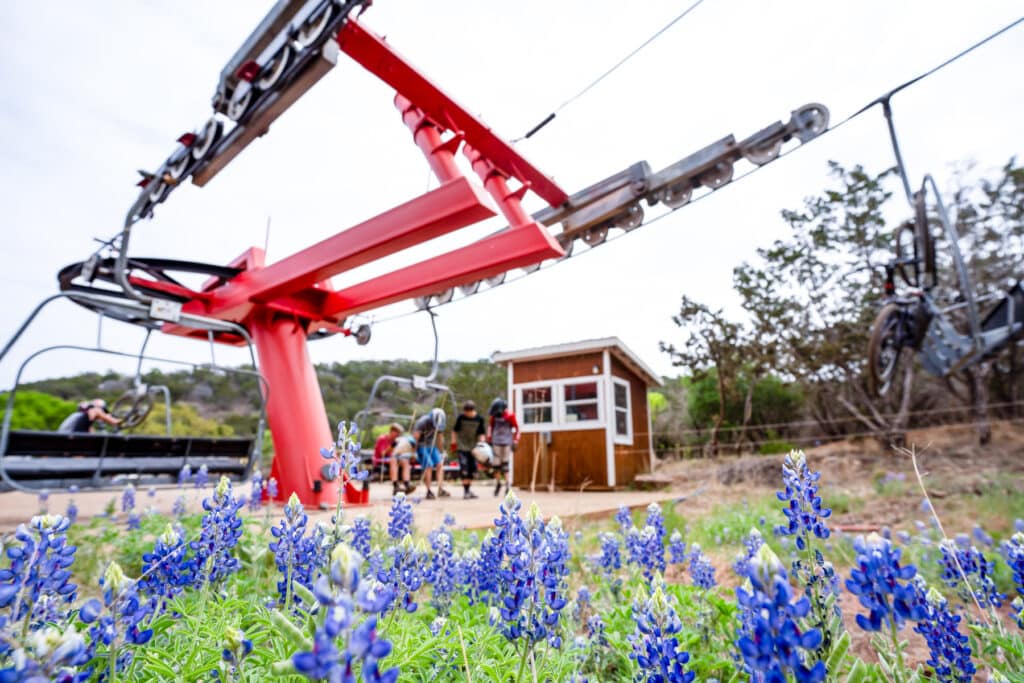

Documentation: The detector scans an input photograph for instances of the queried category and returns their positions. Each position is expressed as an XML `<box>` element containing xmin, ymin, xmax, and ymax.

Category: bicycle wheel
<box><xmin>867</xmin><ymin>303</ymin><xmax>907</xmax><ymax>396</ymax></box>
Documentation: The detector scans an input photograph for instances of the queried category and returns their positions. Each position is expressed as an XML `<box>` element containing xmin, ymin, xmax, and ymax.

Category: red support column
<box><xmin>248</xmin><ymin>310</ymin><xmax>336</xmax><ymax>507</ymax></box>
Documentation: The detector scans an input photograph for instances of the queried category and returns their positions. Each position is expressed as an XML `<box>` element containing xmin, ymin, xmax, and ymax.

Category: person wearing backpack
<box><xmin>486</xmin><ymin>398</ymin><xmax>519</xmax><ymax>497</ymax></box>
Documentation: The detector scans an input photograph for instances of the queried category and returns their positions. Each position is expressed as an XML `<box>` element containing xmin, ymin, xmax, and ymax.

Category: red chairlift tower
<box><xmin>42</xmin><ymin>0</ymin><xmax>829</xmax><ymax>507</ymax></box>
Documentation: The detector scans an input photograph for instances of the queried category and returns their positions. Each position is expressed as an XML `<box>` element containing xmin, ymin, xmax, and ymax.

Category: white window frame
<box><xmin>560</xmin><ymin>378</ymin><xmax>603</xmax><ymax>428</ymax></box>
<box><xmin>611</xmin><ymin>377</ymin><xmax>633</xmax><ymax>444</ymax></box>
<box><xmin>514</xmin><ymin>378</ymin><xmax>604</xmax><ymax>432</ymax></box>
<box><xmin>516</xmin><ymin>381</ymin><xmax>556</xmax><ymax>430</ymax></box>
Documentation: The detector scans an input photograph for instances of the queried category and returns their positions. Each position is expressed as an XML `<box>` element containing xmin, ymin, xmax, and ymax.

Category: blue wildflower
<box><xmin>352</xmin><ymin>516</ymin><xmax>372</xmax><ymax>560</ymax></box>
<box><xmin>270</xmin><ymin>493</ymin><xmax>316</xmax><ymax>610</ymax></box>
<box><xmin>845</xmin><ymin>533</ymin><xmax>925</xmax><ymax>632</ymax></box>
<box><xmin>689</xmin><ymin>544</ymin><xmax>717</xmax><ymax>589</ymax></box>
<box><xmin>615</xmin><ymin>504</ymin><xmax>633</xmax><ymax>532</ymax></box>
<box><xmin>195</xmin><ymin>464</ymin><xmax>210</xmax><ymax>489</ymax></box>
<box><xmin>321</xmin><ymin>420</ymin><xmax>367</xmax><ymax>484</ymax></box>
<box><xmin>938</xmin><ymin>539</ymin><xmax>1003</xmax><ymax>610</ymax></box>
<box><xmin>629</xmin><ymin>583</ymin><xmax>695</xmax><ymax>682</ymax></box>
<box><xmin>191</xmin><ymin>476</ymin><xmax>244</xmax><ymax>585</ymax></box>
<box><xmin>248</xmin><ymin>469</ymin><xmax>263</xmax><ymax>513</ymax></box>
<box><xmin>1002</xmin><ymin>533</ymin><xmax>1024</xmax><ymax>628</ymax></box>
<box><xmin>122</xmin><ymin>484</ymin><xmax>140</xmax><ymax>530</ymax></box>
<box><xmin>387</xmin><ymin>493</ymin><xmax>414</xmax><ymax>541</ymax></box>
<box><xmin>139</xmin><ymin>523</ymin><xmax>194</xmax><ymax>608</ymax></box>
<box><xmin>776</xmin><ymin>450</ymin><xmax>831</xmax><ymax>550</ymax></box>
<box><xmin>668</xmin><ymin>530</ymin><xmax>688</xmax><ymax>565</ymax></box>
<box><xmin>594</xmin><ymin>532</ymin><xmax>622</xmax><ymax>579</ymax></box>
<box><xmin>735</xmin><ymin>544</ymin><xmax>827</xmax><ymax>683</ymax></box>
<box><xmin>910</xmin><ymin>579</ymin><xmax>975</xmax><ymax>682</ymax></box>
<box><xmin>81</xmin><ymin>561</ymin><xmax>154</xmax><ymax>674</ymax></box>
<box><xmin>425</xmin><ymin>525</ymin><xmax>458</xmax><ymax>613</ymax></box>
<box><xmin>0</xmin><ymin>514</ymin><xmax>77</xmax><ymax>630</ymax></box>
<box><xmin>267</xmin><ymin>477</ymin><xmax>279</xmax><ymax>500</ymax></box>
<box><xmin>178</xmin><ymin>464</ymin><xmax>192</xmax><ymax>486</ymax></box>
<box><xmin>0</xmin><ymin>623</ymin><xmax>90</xmax><ymax>680</ymax></box>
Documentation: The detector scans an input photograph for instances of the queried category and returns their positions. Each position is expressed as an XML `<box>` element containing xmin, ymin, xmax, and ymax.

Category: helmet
<box><xmin>429</xmin><ymin>407</ymin><xmax>447</xmax><ymax>431</ymax></box>
<box><xmin>489</xmin><ymin>398</ymin><xmax>507</xmax><ymax>417</ymax></box>
<box><xmin>472</xmin><ymin>441</ymin><xmax>494</xmax><ymax>464</ymax></box>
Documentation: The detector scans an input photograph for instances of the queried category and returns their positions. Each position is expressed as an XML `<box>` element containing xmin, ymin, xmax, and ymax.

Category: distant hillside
<box><xmin>13</xmin><ymin>359</ymin><xmax>506</xmax><ymax>437</ymax></box>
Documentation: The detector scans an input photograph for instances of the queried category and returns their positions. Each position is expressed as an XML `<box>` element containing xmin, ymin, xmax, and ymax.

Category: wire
<box><xmin>514</xmin><ymin>0</ymin><xmax>708</xmax><ymax>140</ymax></box>
<box><xmin>370</xmin><ymin>11</ymin><xmax>1024</xmax><ymax>327</ymax></box>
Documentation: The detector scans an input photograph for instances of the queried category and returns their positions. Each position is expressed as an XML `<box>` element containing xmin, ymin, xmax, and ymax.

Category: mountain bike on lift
<box><xmin>866</xmin><ymin>103</ymin><xmax>1024</xmax><ymax>395</ymax></box>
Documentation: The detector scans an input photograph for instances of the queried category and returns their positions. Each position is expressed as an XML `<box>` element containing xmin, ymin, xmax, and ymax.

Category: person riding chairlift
<box><xmin>57</xmin><ymin>399</ymin><xmax>123</xmax><ymax>433</ymax></box>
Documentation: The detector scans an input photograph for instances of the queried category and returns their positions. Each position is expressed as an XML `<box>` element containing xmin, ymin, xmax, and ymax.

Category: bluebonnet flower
<box><xmin>0</xmin><ymin>514</ymin><xmax>77</xmax><ymax>629</ymax></box>
<box><xmin>387</xmin><ymin>493</ymin><xmax>414</xmax><ymax>541</ymax></box>
<box><xmin>938</xmin><ymin>539</ymin><xmax>1004</xmax><ymax>610</ymax></box>
<box><xmin>122</xmin><ymin>484</ymin><xmax>140</xmax><ymax>530</ymax></box>
<box><xmin>178</xmin><ymin>464</ymin><xmax>192</xmax><ymax>486</ymax></box>
<box><xmin>377</xmin><ymin>535</ymin><xmax>426</xmax><ymax>614</ymax></box>
<box><xmin>910</xmin><ymin>579</ymin><xmax>975</xmax><ymax>682</ymax></box>
<box><xmin>668</xmin><ymin>530</ymin><xmax>688</xmax><ymax>565</ymax></box>
<box><xmin>490</xmin><ymin>495</ymin><xmax>571</xmax><ymax>649</ymax></box>
<box><xmin>615</xmin><ymin>504</ymin><xmax>633</xmax><ymax>532</ymax></box>
<box><xmin>0</xmin><ymin>623</ymin><xmax>90</xmax><ymax>680</ymax></box>
<box><xmin>688</xmin><ymin>544</ymin><xmax>717</xmax><ymax>589</ymax></box>
<box><xmin>1016</xmin><ymin>519</ymin><xmax>1024</xmax><ymax>533</ymax></box>
<box><xmin>594</xmin><ymin>532</ymin><xmax>622</xmax><ymax>579</ymax></box>
<box><xmin>429</xmin><ymin>616</ymin><xmax>448</xmax><ymax>637</ymax></box>
<box><xmin>37</xmin><ymin>489</ymin><xmax>49</xmax><ymax>514</ymax></box>
<box><xmin>139</xmin><ymin>524</ymin><xmax>194</xmax><ymax>608</ymax></box>
<box><xmin>191</xmin><ymin>476</ymin><xmax>244</xmax><ymax>585</ymax></box>
<box><xmin>248</xmin><ymin>469</ymin><xmax>263</xmax><ymax>513</ymax></box>
<box><xmin>896</xmin><ymin>530</ymin><xmax>911</xmax><ymax>545</ymax></box>
<box><xmin>81</xmin><ymin>561</ymin><xmax>154</xmax><ymax>674</ymax></box>
<box><xmin>352</xmin><ymin>516</ymin><xmax>372</xmax><ymax>560</ymax></box>
<box><xmin>630</xmin><ymin>525</ymin><xmax>666</xmax><ymax>583</ymax></box>
<box><xmin>629</xmin><ymin>583</ymin><xmax>695</xmax><ymax>682</ymax></box>
<box><xmin>776</xmin><ymin>450</ymin><xmax>831</xmax><ymax>550</ymax></box>
<box><xmin>267</xmin><ymin>477</ymin><xmax>279</xmax><ymax>500</ymax></box>
<box><xmin>735</xmin><ymin>544</ymin><xmax>826</xmax><ymax>683</ymax></box>
<box><xmin>221</xmin><ymin>625</ymin><xmax>254</xmax><ymax>671</ymax></box>
<box><xmin>972</xmin><ymin>524</ymin><xmax>993</xmax><ymax>548</ymax></box>
<box><xmin>195</xmin><ymin>464</ymin><xmax>210</xmax><ymax>489</ymax></box>
<box><xmin>172</xmin><ymin>494</ymin><xmax>187</xmax><ymax>519</ymax></box>
<box><xmin>845</xmin><ymin>533</ymin><xmax>924</xmax><ymax>632</ymax></box>
<box><xmin>574</xmin><ymin>586</ymin><xmax>591</xmax><ymax>623</ymax></box>
<box><xmin>443</xmin><ymin>513</ymin><xmax>457</xmax><ymax>527</ymax></box>
<box><xmin>425</xmin><ymin>525</ymin><xmax>458</xmax><ymax>613</ymax></box>
<box><xmin>292</xmin><ymin>544</ymin><xmax>399</xmax><ymax>683</ymax></box>
<box><xmin>270</xmin><ymin>493</ymin><xmax>316</xmax><ymax>610</ymax></box>
<box><xmin>320</xmin><ymin>420</ymin><xmax>367</xmax><ymax>484</ymax></box>
<box><xmin>733</xmin><ymin>528</ymin><xmax>764</xmax><ymax>578</ymax></box>
<box><xmin>64</xmin><ymin>485</ymin><xmax>79</xmax><ymax>525</ymax></box>
<box><xmin>1002</xmin><ymin>533</ymin><xmax>1024</xmax><ymax>628</ymax></box>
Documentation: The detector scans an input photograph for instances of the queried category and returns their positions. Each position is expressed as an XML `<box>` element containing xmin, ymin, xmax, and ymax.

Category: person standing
<box><xmin>487</xmin><ymin>398</ymin><xmax>519</xmax><ymax>497</ymax></box>
<box><xmin>412</xmin><ymin>407</ymin><xmax>450</xmax><ymax>500</ymax></box>
<box><xmin>450</xmin><ymin>400</ymin><xmax>485</xmax><ymax>500</ymax></box>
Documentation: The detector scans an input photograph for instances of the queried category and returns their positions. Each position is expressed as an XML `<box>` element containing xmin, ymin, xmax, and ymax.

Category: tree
<box><xmin>661</xmin><ymin>296</ymin><xmax>745</xmax><ymax>456</ymax></box>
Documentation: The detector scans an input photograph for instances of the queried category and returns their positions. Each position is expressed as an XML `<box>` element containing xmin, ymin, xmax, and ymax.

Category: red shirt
<box><xmin>373</xmin><ymin>433</ymin><xmax>395</xmax><ymax>466</ymax></box>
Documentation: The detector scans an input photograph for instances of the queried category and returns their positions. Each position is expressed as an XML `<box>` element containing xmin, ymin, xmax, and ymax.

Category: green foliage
<box><xmin>134</xmin><ymin>402</ymin><xmax>236</xmax><ymax>437</ymax></box>
<box><xmin>0</xmin><ymin>390</ymin><xmax>77</xmax><ymax>431</ymax></box>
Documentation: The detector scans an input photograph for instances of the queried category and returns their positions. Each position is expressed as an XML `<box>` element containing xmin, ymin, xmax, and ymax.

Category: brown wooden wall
<box><xmin>610</xmin><ymin>356</ymin><xmax>652</xmax><ymax>485</ymax></box>
<box><xmin>512</xmin><ymin>429</ymin><xmax>607</xmax><ymax>490</ymax></box>
<box><xmin>511</xmin><ymin>352</ymin><xmax>604</xmax><ymax>384</ymax></box>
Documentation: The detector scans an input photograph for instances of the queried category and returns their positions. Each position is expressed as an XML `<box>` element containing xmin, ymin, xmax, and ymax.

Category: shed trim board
<box><xmin>603</xmin><ymin>350</ymin><xmax>615</xmax><ymax>487</ymax></box>
<box><xmin>507</xmin><ymin>361</ymin><xmax>514</xmax><ymax>479</ymax></box>
<box><xmin>611</xmin><ymin>376</ymin><xmax>633</xmax><ymax>445</ymax></box>
<box><xmin>492</xmin><ymin>337</ymin><xmax>663</xmax><ymax>388</ymax></box>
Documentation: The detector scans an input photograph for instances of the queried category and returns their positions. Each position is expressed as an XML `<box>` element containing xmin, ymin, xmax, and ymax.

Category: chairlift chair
<box><xmin>0</xmin><ymin>257</ymin><xmax>269</xmax><ymax>493</ymax></box>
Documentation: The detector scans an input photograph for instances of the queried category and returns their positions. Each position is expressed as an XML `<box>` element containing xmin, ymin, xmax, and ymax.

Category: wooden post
<box><xmin>548</xmin><ymin>448</ymin><xmax>557</xmax><ymax>492</ymax></box>
<box><xmin>529</xmin><ymin>438</ymin><xmax>541</xmax><ymax>493</ymax></box>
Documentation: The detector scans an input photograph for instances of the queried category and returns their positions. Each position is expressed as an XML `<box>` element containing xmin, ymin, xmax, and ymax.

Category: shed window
<box><xmin>521</xmin><ymin>386</ymin><xmax>553</xmax><ymax>425</ymax></box>
<box><xmin>613</xmin><ymin>378</ymin><xmax>633</xmax><ymax>443</ymax></box>
<box><xmin>563</xmin><ymin>381</ymin><xmax>600</xmax><ymax>423</ymax></box>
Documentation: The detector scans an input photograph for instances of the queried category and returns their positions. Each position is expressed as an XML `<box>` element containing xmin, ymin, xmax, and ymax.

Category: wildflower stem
<box><xmin>456</xmin><ymin>625</ymin><xmax>473</xmax><ymax>683</ymax></box>
<box><xmin>901</xmin><ymin>445</ymin><xmax>990</xmax><ymax>627</ymax></box>
<box><xmin>888</xmin><ymin>616</ymin><xmax>905</xmax><ymax>682</ymax></box>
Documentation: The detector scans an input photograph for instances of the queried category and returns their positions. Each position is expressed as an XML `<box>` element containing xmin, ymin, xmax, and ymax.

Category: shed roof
<box><xmin>492</xmin><ymin>337</ymin><xmax>663</xmax><ymax>387</ymax></box>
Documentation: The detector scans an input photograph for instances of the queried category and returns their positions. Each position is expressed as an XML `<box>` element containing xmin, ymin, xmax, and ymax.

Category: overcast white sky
<box><xmin>0</xmin><ymin>1</ymin><xmax>1021</xmax><ymax>388</ymax></box>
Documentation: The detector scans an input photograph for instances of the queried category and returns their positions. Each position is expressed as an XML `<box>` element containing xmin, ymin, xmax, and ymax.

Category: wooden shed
<box><xmin>491</xmin><ymin>337</ymin><xmax>662</xmax><ymax>490</ymax></box>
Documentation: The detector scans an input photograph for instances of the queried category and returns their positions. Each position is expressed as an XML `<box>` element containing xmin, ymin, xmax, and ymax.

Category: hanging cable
<box><xmin>372</xmin><ymin>13</ymin><xmax>1024</xmax><ymax>329</ymax></box>
<box><xmin>514</xmin><ymin>0</ymin><xmax>708</xmax><ymax>140</ymax></box>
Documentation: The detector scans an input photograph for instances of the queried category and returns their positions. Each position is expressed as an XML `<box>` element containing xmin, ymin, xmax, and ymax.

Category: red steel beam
<box><xmin>322</xmin><ymin>221</ymin><xmax>564</xmax><ymax>317</ymax></box>
<box><xmin>337</xmin><ymin>19</ymin><xmax>569</xmax><ymax>208</ymax></box>
<box><xmin>186</xmin><ymin>176</ymin><xmax>494</xmax><ymax>320</ymax></box>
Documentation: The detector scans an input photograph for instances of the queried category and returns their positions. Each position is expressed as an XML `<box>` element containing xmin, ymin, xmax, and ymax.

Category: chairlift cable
<box><xmin>372</xmin><ymin>12</ymin><xmax>1024</xmax><ymax>329</ymax></box>
<box><xmin>513</xmin><ymin>0</ymin><xmax>708</xmax><ymax>141</ymax></box>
